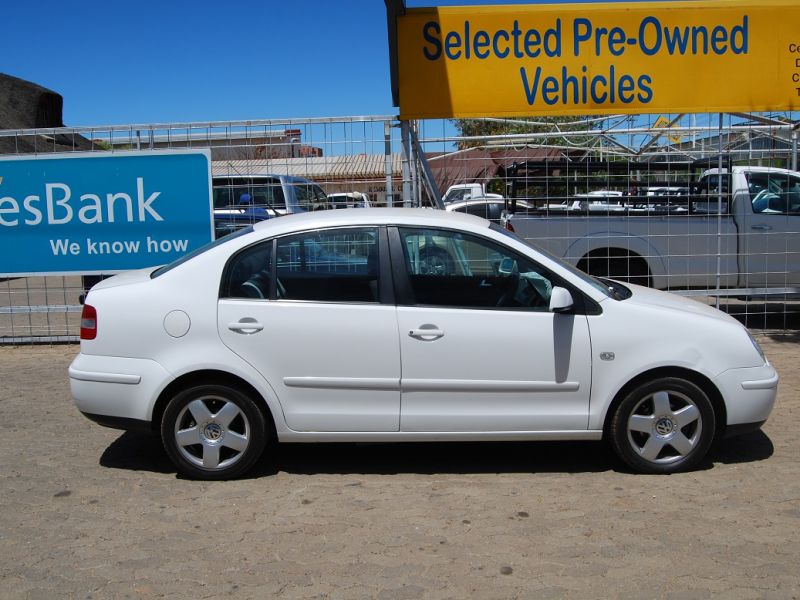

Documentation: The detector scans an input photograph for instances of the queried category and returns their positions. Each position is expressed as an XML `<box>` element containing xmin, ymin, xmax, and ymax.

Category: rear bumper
<box><xmin>69</xmin><ymin>353</ymin><xmax>170</xmax><ymax>423</ymax></box>
<box><xmin>713</xmin><ymin>363</ymin><xmax>778</xmax><ymax>427</ymax></box>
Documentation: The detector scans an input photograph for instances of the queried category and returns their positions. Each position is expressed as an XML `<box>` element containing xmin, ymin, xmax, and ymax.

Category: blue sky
<box><xmin>2</xmin><ymin>0</ymin><xmax>671</xmax><ymax>127</ymax></box>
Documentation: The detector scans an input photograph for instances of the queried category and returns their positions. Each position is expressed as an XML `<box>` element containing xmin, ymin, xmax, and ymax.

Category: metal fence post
<box><xmin>400</xmin><ymin>120</ymin><xmax>412</xmax><ymax>207</ymax></box>
<box><xmin>715</xmin><ymin>113</ymin><xmax>724</xmax><ymax>310</ymax></box>
<box><xmin>410</xmin><ymin>120</ymin><xmax>421</xmax><ymax>207</ymax></box>
<box><xmin>384</xmin><ymin>120</ymin><xmax>394</xmax><ymax>207</ymax></box>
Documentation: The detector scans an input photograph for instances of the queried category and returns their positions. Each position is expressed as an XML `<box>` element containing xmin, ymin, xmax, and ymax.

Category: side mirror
<box><xmin>549</xmin><ymin>286</ymin><xmax>574</xmax><ymax>313</ymax></box>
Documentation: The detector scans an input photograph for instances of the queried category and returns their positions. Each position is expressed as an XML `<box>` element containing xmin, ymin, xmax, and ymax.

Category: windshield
<box><xmin>490</xmin><ymin>224</ymin><xmax>613</xmax><ymax>298</ymax></box>
<box><xmin>443</xmin><ymin>187</ymin><xmax>470</xmax><ymax>204</ymax></box>
<box><xmin>293</xmin><ymin>183</ymin><xmax>329</xmax><ymax>211</ymax></box>
<box><xmin>151</xmin><ymin>226</ymin><xmax>254</xmax><ymax>278</ymax></box>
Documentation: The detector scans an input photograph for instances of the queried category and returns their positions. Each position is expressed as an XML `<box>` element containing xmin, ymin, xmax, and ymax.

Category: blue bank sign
<box><xmin>0</xmin><ymin>150</ymin><xmax>213</xmax><ymax>276</ymax></box>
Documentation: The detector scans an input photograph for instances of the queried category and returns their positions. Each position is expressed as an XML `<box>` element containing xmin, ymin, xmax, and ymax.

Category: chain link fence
<box><xmin>416</xmin><ymin>112</ymin><xmax>800</xmax><ymax>331</ymax></box>
<box><xmin>1</xmin><ymin>112</ymin><xmax>799</xmax><ymax>341</ymax></box>
<box><xmin>0</xmin><ymin>116</ymin><xmax>402</xmax><ymax>342</ymax></box>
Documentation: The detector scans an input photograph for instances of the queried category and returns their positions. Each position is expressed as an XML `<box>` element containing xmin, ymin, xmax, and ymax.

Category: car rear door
<box><xmin>217</xmin><ymin>226</ymin><xmax>402</xmax><ymax>431</ymax></box>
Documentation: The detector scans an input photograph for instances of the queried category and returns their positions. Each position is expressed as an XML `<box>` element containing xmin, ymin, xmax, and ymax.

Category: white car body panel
<box><xmin>583</xmin><ymin>284</ymin><xmax>766</xmax><ymax>430</ymax></box>
<box><xmin>396</xmin><ymin>307</ymin><xmax>591</xmax><ymax>431</ymax></box>
<box><xmin>218</xmin><ymin>300</ymin><xmax>401</xmax><ymax>432</ymax></box>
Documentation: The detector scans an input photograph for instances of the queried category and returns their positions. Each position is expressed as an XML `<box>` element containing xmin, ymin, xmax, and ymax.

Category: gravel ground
<box><xmin>1</xmin><ymin>334</ymin><xmax>799</xmax><ymax>599</ymax></box>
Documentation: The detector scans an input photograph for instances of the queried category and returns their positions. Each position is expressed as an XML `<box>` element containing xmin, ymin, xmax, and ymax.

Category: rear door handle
<box><xmin>228</xmin><ymin>319</ymin><xmax>264</xmax><ymax>334</ymax></box>
<box><xmin>751</xmin><ymin>224</ymin><xmax>773</xmax><ymax>231</ymax></box>
<box><xmin>409</xmin><ymin>327</ymin><xmax>444</xmax><ymax>340</ymax></box>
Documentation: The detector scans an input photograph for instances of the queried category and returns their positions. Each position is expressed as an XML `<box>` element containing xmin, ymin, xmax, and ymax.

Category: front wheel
<box><xmin>609</xmin><ymin>378</ymin><xmax>715</xmax><ymax>474</ymax></box>
<box><xmin>161</xmin><ymin>384</ymin><xmax>267</xmax><ymax>480</ymax></box>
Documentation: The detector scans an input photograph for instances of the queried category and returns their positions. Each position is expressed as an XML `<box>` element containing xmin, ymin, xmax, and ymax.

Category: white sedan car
<box><xmin>70</xmin><ymin>209</ymin><xmax>778</xmax><ymax>479</ymax></box>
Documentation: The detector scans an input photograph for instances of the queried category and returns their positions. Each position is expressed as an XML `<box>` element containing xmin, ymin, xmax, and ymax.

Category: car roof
<box><xmin>703</xmin><ymin>166</ymin><xmax>798</xmax><ymax>176</ymax></box>
<box><xmin>731</xmin><ymin>166</ymin><xmax>798</xmax><ymax>175</ymax></box>
<box><xmin>212</xmin><ymin>173</ymin><xmax>315</xmax><ymax>183</ymax></box>
<box><xmin>250</xmin><ymin>208</ymin><xmax>491</xmax><ymax>237</ymax></box>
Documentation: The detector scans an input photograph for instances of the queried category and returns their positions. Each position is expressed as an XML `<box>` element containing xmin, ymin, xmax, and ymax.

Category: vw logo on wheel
<box><xmin>655</xmin><ymin>418</ymin><xmax>675</xmax><ymax>436</ymax></box>
<box><xmin>202</xmin><ymin>422</ymin><xmax>223</xmax><ymax>441</ymax></box>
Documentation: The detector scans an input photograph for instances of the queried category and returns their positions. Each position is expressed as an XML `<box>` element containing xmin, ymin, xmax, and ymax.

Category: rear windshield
<box><xmin>151</xmin><ymin>226</ymin><xmax>254</xmax><ymax>278</ymax></box>
<box><xmin>213</xmin><ymin>177</ymin><xmax>287</xmax><ymax>211</ymax></box>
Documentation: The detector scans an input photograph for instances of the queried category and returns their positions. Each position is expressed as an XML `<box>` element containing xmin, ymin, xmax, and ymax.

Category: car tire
<box><xmin>610</xmin><ymin>377</ymin><xmax>715</xmax><ymax>474</ymax></box>
<box><xmin>161</xmin><ymin>384</ymin><xmax>267</xmax><ymax>480</ymax></box>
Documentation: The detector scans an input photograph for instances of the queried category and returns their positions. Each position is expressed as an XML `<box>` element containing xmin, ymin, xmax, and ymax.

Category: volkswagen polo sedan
<box><xmin>70</xmin><ymin>209</ymin><xmax>778</xmax><ymax>479</ymax></box>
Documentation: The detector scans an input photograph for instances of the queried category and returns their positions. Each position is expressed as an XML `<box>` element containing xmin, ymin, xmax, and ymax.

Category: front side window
<box><xmin>276</xmin><ymin>227</ymin><xmax>380</xmax><ymax>302</ymax></box>
<box><xmin>398</xmin><ymin>227</ymin><xmax>554</xmax><ymax>310</ymax></box>
<box><xmin>692</xmin><ymin>174</ymin><xmax>730</xmax><ymax>214</ymax></box>
<box><xmin>443</xmin><ymin>187</ymin><xmax>469</xmax><ymax>203</ymax></box>
<box><xmin>748</xmin><ymin>172</ymin><xmax>800</xmax><ymax>215</ymax></box>
<box><xmin>491</xmin><ymin>224</ymin><xmax>613</xmax><ymax>298</ymax></box>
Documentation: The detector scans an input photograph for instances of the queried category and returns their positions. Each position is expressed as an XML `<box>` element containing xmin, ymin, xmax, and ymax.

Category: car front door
<box><xmin>217</xmin><ymin>226</ymin><xmax>401</xmax><ymax>432</ymax></box>
<box><xmin>742</xmin><ymin>171</ymin><xmax>800</xmax><ymax>287</ymax></box>
<box><xmin>392</xmin><ymin>227</ymin><xmax>592</xmax><ymax>432</ymax></box>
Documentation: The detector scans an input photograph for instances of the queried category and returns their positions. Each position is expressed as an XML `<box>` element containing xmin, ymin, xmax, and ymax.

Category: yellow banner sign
<box><xmin>396</xmin><ymin>0</ymin><xmax>800</xmax><ymax>119</ymax></box>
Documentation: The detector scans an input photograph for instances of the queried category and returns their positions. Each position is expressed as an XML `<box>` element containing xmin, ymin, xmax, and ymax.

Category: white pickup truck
<box><xmin>443</xmin><ymin>182</ymin><xmax>503</xmax><ymax>204</ymax></box>
<box><xmin>505</xmin><ymin>165</ymin><xmax>800</xmax><ymax>290</ymax></box>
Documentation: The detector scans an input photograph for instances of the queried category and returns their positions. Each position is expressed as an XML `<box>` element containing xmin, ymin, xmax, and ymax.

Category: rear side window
<box><xmin>292</xmin><ymin>183</ymin><xmax>329</xmax><ymax>211</ymax></box>
<box><xmin>222</xmin><ymin>241</ymin><xmax>273</xmax><ymax>299</ymax></box>
<box><xmin>276</xmin><ymin>227</ymin><xmax>380</xmax><ymax>302</ymax></box>
<box><xmin>692</xmin><ymin>174</ymin><xmax>729</xmax><ymax>214</ymax></box>
<box><xmin>152</xmin><ymin>226</ymin><xmax>253</xmax><ymax>279</ymax></box>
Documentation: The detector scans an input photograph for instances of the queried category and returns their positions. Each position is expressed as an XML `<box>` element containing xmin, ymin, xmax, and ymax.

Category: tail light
<box><xmin>505</xmin><ymin>220</ymin><xmax>515</xmax><ymax>232</ymax></box>
<box><xmin>80</xmin><ymin>304</ymin><xmax>97</xmax><ymax>340</ymax></box>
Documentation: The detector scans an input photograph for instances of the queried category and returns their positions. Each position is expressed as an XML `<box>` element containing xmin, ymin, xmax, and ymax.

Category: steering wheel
<box><xmin>418</xmin><ymin>247</ymin><xmax>454</xmax><ymax>276</ymax></box>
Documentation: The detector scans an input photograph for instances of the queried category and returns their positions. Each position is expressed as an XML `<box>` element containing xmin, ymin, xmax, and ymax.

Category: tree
<box><xmin>451</xmin><ymin>116</ymin><xmax>602</xmax><ymax>150</ymax></box>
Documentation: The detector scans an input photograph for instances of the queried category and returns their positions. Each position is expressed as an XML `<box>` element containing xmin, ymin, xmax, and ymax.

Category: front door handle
<box><xmin>228</xmin><ymin>318</ymin><xmax>264</xmax><ymax>334</ymax></box>
<box><xmin>409</xmin><ymin>326</ymin><xmax>444</xmax><ymax>341</ymax></box>
<box><xmin>751</xmin><ymin>224</ymin><xmax>773</xmax><ymax>231</ymax></box>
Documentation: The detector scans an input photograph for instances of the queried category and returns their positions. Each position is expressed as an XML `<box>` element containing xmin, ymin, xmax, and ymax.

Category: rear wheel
<box><xmin>610</xmin><ymin>377</ymin><xmax>715</xmax><ymax>474</ymax></box>
<box><xmin>161</xmin><ymin>384</ymin><xmax>267</xmax><ymax>480</ymax></box>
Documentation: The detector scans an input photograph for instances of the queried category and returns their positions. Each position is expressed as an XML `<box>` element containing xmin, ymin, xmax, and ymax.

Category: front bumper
<box><xmin>713</xmin><ymin>363</ymin><xmax>778</xmax><ymax>428</ymax></box>
<box><xmin>69</xmin><ymin>353</ymin><xmax>171</xmax><ymax>424</ymax></box>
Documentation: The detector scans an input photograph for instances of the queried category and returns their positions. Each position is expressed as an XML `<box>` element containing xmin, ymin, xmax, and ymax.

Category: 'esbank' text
<box><xmin>0</xmin><ymin>177</ymin><xmax>163</xmax><ymax>227</ymax></box>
